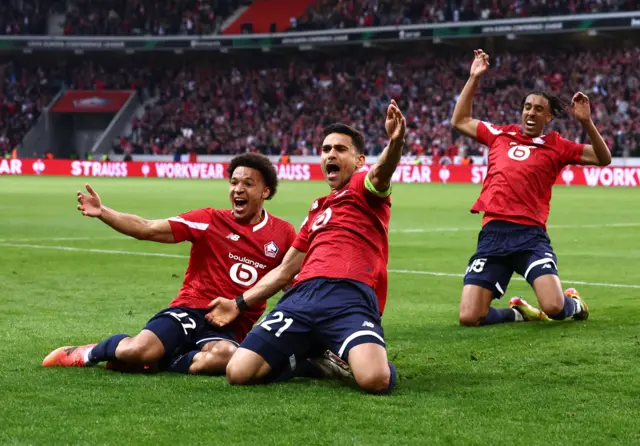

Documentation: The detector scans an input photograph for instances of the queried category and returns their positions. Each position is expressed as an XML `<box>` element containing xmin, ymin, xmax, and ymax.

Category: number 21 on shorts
<box><xmin>260</xmin><ymin>311</ymin><xmax>293</xmax><ymax>338</ymax></box>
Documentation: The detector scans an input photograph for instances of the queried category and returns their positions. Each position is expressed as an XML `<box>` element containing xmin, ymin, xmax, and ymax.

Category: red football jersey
<box><xmin>472</xmin><ymin>121</ymin><xmax>585</xmax><ymax>230</ymax></box>
<box><xmin>168</xmin><ymin>209</ymin><xmax>296</xmax><ymax>342</ymax></box>
<box><xmin>292</xmin><ymin>171</ymin><xmax>391</xmax><ymax>314</ymax></box>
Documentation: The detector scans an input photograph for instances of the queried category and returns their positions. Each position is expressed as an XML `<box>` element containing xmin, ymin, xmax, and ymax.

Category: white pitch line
<box><xmin>0</xmin><ymin>243</ymin><xmax>188</xmax><ymax>259</ymax></box>
<box><xmin>388</xmin><ymin>269</ymin><xmax>640</xmax><ymax>290</ymax></box>
<box><xmin>390</xmin><ymin>222</ymin><xmax>640</xmax><ymax>234</ymax></box>
<box><xmin>2</xmin><ymin>242</ymin><xmax>640</xmax><ymax>290</ymax></box>
<box><xmin>0</xmin><ymin>236</ymin><xmax>128</xmax><ymax>243</ymax></box>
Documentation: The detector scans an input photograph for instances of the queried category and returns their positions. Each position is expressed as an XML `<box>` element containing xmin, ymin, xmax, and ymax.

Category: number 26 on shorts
<box><xmin>260</xmin><ymin>311</ymin><xmax>293</xmax><ymax>338</ymax></box>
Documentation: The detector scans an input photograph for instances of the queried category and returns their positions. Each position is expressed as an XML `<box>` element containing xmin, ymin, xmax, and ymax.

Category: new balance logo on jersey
<box><xmin>542</xmin><ymin>264</ymin><xmax>552</xmax><ymax>269</ymax></box>
<box><xmin>226</xmin><ymin>233</ymin><xmax>240</xmax><ymax>241</ymax></box>
<box><xmin>264</xmin><ymin>241</ymin><xmax>279</xmax><ymax>258</ymax></box>
<box><xmin>362</xmin><ymin>321</ymin><xmax>375</xmax><ymax>328</ymax></box>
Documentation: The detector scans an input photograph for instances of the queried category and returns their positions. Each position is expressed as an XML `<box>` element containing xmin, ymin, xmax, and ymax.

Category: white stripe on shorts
<box><xmin>524</xmin><ymin>258</ymin><xmax>558</xmax><ymax>281</ymax></box>
<box><xmin>338</xmin><ymin>330</ymin><xmax>385</xmax><ymax>358</ymax></box>
<box><xmin>196</xmin><ymin>337</ymin><xmax>239</xmax><ymax>347</ymax></box>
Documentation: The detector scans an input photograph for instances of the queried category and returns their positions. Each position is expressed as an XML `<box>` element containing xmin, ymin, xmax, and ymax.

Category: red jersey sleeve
<box><xmin>559</xmin><ymin>136</ymin><xmax>585</xmax><ymax>166</ymax></box>
<box><xmin>476</xmin><ymin>121</ymin><xmax>509</xmax><ymax>147</ymax></box>
<box><xmin>167</xmin><ymin>208</ymin><xmax>212</xmax><ymax>243</ymax></box>
<box><xmin>292</xmin><ymin>215</ymin><xmax>311</xmax><ymax>252</ymax></box>
<box><xmin>285</xmin><ymin>223</ymin><xmax>298</xmax><ymax>248</ymax></box>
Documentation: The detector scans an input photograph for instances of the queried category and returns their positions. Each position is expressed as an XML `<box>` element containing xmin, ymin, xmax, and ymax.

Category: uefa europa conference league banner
<box><xmin>3</xmin><ymin>159</ymin><xmax>640</xmax><ymax>187</ymax></box>
<box><xmin>2</xmin><ymin>13</ymin><xmax>639</xmax><ymax>51</ymax></box>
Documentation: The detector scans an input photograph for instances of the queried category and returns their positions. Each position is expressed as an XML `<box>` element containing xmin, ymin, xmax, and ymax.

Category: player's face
<box><xmin>320</xmin><ymin>133</ymin><xmax>365</xmax><ymax>191</ymax></box>
<box><xmin>521</xmin><ymin>94</ymin><xmax>553</xmax><ymax>137</ymax></box>
<box><xmin>229</xmin><ymin>166</ymin><xmax>269</xmax><ymax>223</ymax></box>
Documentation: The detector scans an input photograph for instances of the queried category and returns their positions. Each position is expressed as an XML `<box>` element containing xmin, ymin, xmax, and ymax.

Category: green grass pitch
<box><xmin>1</xmin><ymin>176</ymin><xmax>640</xmax><ymax>445</ymax></box>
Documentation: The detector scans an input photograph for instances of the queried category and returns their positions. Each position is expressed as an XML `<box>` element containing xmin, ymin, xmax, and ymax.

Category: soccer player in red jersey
<box><xmin>42</xmin><ymin>153</ymin><xmax>296</xmax><ymax>375</ymax></box>
<box><xmin>452</xmin><ymin>50</ymin><xmax>611</xmax><ymax>326</ymax></box>
<box><xmin>206</xmin><ymin>101</ymin><xmax>406</xmax><ymax>394</ymax></box>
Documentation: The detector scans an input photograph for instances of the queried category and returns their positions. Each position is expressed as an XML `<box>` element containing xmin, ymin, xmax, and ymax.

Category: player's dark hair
<box><xmin>227</xmin><ymin>152</ymin><xmax>278</xmax><ymax>200</ymax></box>
<box><xmin>521</xmin><ymin>91</ymin><xmax>568</xmax><ymax>119</ymax></box>
<box><xmin>323</xmin><ymin>123</ymin><xmax>365</xmax><ymax>154</ymax></box>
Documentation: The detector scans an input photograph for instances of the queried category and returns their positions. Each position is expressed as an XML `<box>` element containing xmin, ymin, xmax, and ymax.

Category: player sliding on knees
<box><xmin>206</xmin><ymin>101</ymin><xmax>406</xmax><ymax>394</ymax></box>
<box><xmin>451</xmin><ymin>49</ymin><xmax>611</xmax><ymax>326</ymax></box>
<box><xmin>42</xmin><ymin>153</ymin><xmax>296</xmax><ymax>375</ymax></box>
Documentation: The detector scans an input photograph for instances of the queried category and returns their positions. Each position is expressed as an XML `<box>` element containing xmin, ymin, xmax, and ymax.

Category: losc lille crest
<box><xmin>264</xmin><ymin>241</ymin><xmax>279</xmax><ymax>258</ymax></box>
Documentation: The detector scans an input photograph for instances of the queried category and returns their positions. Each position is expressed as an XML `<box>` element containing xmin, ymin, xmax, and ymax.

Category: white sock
<box><xmin>83</xmin><ymin>347</ymin><xmax>96</xmax><ymax>365</ymax></box>
<box><xmin>513</xmin><ymin>309</ymin><xmax>524</xmax><ymax>322</ymax></box>
<box><xmin>572</xmin><ymin>298</ymin><xmax>583</xmax><ymax>314</ymax></box>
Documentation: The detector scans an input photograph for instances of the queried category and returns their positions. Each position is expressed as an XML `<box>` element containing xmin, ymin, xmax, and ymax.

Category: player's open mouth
<box><xmin>325</xmin><ymin>163</ymin><xmax>340</xmax><ymax>180</ymax></box>
<box><xmin>525</xmin><ymin>119</ymin><xmax>536</xmax><ymax>129</ymax></box>
<box><xmin>233</xmin><ymin>198</ymin><xmax>248</xmax><ymax>213</ymax></box>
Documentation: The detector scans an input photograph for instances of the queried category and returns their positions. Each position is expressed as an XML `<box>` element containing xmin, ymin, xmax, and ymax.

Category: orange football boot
<box><xmin>42</xmin><ymin>344</ymin><xmax>96</xmax><ymax>367</ymax></box>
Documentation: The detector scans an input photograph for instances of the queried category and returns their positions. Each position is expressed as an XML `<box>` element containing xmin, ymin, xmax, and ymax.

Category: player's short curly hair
<box><xmin>521</xmin><ymin>91</ymin><xmax>569</xmax><ymax>119</ymax></box>
<box><xmin>227</xmin><ymin>153</ymin><xmax>278</xmax><ymax>200</ymax></box>
<box><xmin>323</xmin><ymin>123</ymin><xmax>365</xmax><ymax>154</ymax></box>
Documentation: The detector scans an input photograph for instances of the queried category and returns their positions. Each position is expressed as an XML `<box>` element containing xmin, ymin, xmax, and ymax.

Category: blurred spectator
<box><xmin>0</xmin><ymin>0</ymin><xmax>50</xmax><ymax>35</ymax></box>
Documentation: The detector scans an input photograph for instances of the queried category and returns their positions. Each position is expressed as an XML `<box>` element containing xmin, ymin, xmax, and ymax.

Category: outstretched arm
<box><xmin>367</xmin><ymin>99</ymin><xmax>407</xmax><ymax>194</ymax></box>
<box><xmin>570</xmin><ymin>92</ymin><xmax>612</xmax><ymax>166</ymax></box>
<box><xmin>205</xmin><ymin>247</ymin><xmax>306</xmax><ymax>326</ymax></box>
<box><xmin>451</xmin><ymin>49</ymin><xmax>490</xmax><ymax>140</ymax></box>
<box><xmin>78</xmin><ymin>184</ymin><xmax>176</xmax><ymax>243</ymax></box>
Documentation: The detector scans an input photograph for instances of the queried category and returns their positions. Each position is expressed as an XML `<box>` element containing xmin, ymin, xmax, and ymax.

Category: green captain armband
<box><xmin>364</xmin><ymin>173</ymin><xmax>392</xmax><ymax>198</ymax></box>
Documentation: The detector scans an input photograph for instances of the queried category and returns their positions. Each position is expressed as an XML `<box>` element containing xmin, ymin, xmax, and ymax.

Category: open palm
<box><xmin>77</xmin><ymin>184</ymin><xmax>103</xmax><ymax>217</ymax></box>
<box><xmin>385</xmin><ymin>99</ymin><xmax>406</xmax><ymax>144</ymax></box>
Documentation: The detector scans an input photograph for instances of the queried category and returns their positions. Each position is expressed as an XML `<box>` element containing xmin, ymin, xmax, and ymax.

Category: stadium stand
<box><xmin>0</xmin><ymin>62</ymin><xmax>59</xmax><ymax>153</ymax></box>
<box><xmin>118</xmin><ymin>47</ymin><xmax>639</xmax><ymax>159</ymax></box>
<box><xmin>2</xmin><ymin>45</ymin><xmax>639</xmax><ymax>160</ymax></box>
<box><xmin>61</xmin><ymin>0</ymin><xmax>245</xmax><ymax>36</ymax></box>
<box><xmin>291</xmin><ymin>0</ymin><xmax>640</xmax><ymax>31</ymax></box>
<box><xmin>0</xmin><ymin>0</ymin><xmax>51</xmax><ymax>35</ymax></box>
<box><xmin>8</xmin><ymin>1</ymin><xmax>638</xmax><ymax>36</ymax></box>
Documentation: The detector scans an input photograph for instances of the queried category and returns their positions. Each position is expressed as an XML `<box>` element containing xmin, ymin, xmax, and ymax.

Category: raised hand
<box><xmin>77</xmin><ymin>184</ymin><xmax>103</xmax><ymax>217</ymax></box>
<box><xmin>385</xmin><ymin>99</ymin><xmax>407</xmax><ymax>147</ymax></box>
<box><xmin>570</xmin><ymin>92</ymin><xmax>592</xmax><ymax>124</ymax></box>
<box><xmin>470</xmin><ymin>49</ymin><xmax>490</xmax><ymax>79</ymax></box>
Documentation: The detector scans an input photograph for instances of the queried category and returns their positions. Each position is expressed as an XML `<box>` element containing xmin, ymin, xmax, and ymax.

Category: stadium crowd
<box><xmin>124</xmin><ymin>47</ymin><xmax>640</xmax><ymax>160</ymax></box>
<box><xmin>0</xmin><ymin>0</ymin><xmax>51</xmax><ymax>35</ymax></box>
<box><xmin>2</xmin><ymin>46</ymin><xmax>640</xmax><ymax>160</ymax></box>
<box><xmin>0</xmin><ymin>63</ymin><xmax>60</xmax><ymax>154</ymax></box>
<box><xmin>293</xmin><ymin>0</ymin><xmax>640</xmax><ymax>31</ymax></box>
<box><xmin>62</xmin><ymin>0</ymin><xmax>244</xmax><ymax>36</ymax></box>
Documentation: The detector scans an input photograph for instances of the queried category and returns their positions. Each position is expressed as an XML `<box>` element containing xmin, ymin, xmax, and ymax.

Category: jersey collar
<box><xmin>252</xmin><ymin>209</ymin><xmax>269</xmax><ymax>232</ymax></box>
